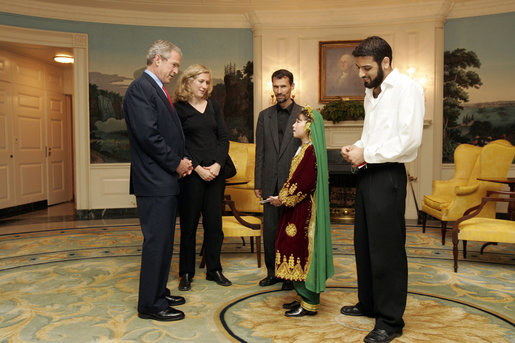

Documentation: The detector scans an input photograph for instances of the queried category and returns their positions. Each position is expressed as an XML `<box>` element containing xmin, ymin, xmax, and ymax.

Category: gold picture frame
<box><xmin>319</xmin><ymin>40</ymin><xmax>365</xmax><ymax>103</ymax></box>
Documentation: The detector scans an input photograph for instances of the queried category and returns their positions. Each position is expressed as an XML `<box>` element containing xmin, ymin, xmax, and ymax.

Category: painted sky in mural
<box><xmin>443</xmin><ymin>12</ymin><xmax>515</xmax><ymax>162</ymax></box>
<box><xmin>445</xmin><ymin>13</ymin><xmax>515</xmax><ymax>103</ymax></box>
<box><xmin>87</xmin><ymin>24</ymin><xmax>252</xmax><ymax>97</ymax></box>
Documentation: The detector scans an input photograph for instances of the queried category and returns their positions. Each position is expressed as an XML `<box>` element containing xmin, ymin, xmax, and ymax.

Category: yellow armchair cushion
<box><xmin>222</xmin><ymin>216</ymin><xmax>262</xmax><ymax>237</ymax></box>
<box><xmin>423</xmin><ymin>195</ymin><xmax>451</xmax><ymax>211</ymax></box>
<box><xmin>455</xmin><ymin>183</ymin><xmax>479</xmax><ymax>196</ymax></box>
<box><xmin>459</xmin><ymin>218</ymin><xmax>515</xmax><ymax>244</ymax></box>
<box><xmin>431</xmin><ymin>178</ymin><xmax>467</xmax><ymax>197</ymax></box>
<box><xmin>225</xmin><ymin>141</ymin><xmax>263</xmax><ymax>213</ymax></box>
<box><xmin>228</xmin><ymin>143</ymin><xmax>249</xmax><ymax>182</ymax></box>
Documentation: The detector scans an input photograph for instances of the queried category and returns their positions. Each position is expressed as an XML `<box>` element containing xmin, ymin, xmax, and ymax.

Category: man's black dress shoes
<box><xmin>363</xmin><ymin>328</ymin><xmax>401</xmax><ymax>343</ymax></box>
<box><xmin>138</xmin><ymin>307</ymin><xmax>185</xmax><ymax>321</ymax></box>
<box><xmin>206</xmin><ymin>270</ymin><xmax>232</xmax><ymax>286</ymax></box>
<box><xmin>341</xmin><ymin>304</ymin><xmax>366</xmax><ymax>316</ymax></box>
<box><xmin>259</xmin><ymin>276</ymin><xmax>280</xmax><ymax>287</ymax></box>
<box><xmin>284</xmin><ymin>304</ymin><xmax>317</xmax><ymax>317</ymax></box>
<box><xmin>178</xmin><ymin>273</ymin><xmax>193</xmax><ymax>291</ymax></box>
<box><xmin>281</xmin><ymin>280</ymin><xmax>294</xmax><ymax>290</ymax></box>
<box><xmin>282</xmin><ymin>300</ymin><xmax>300</xmax><ymax>310</ymax></box>
<box><xmin>165</xmin><ymin>295</ymin><xmax>185</xmax><ymax>306</ymax></box>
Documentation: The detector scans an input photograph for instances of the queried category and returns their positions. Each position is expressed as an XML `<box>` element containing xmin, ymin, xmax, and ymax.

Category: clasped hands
<box><xmin>176</xmin><ymin>158</ymin><xmax>193</xmax><ymax>178</ymax></box>
<box><xmin>341</xmin><ymin>145</ymin><xmax>365</xmax><ymax>167</ymax></box>
<box><xmin>195</xmin><ymin>163</ymin><xmax>221</xmax><ymax>181</ymax></box>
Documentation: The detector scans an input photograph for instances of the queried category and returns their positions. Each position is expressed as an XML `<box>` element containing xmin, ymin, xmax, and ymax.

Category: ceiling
<box><xmin>0</xmin><ymin>41</ymin><xmax>73</xmax><ymax>66</ymax></box>
<box><xmin>6</xmin><ymin>0</ymin><xmax>424</xmax><ymax>14</ymax></box>
<box><xmin>1</xmin><ymin>0</ymin><xmax>513</xmax><ymax>64</ymax></box>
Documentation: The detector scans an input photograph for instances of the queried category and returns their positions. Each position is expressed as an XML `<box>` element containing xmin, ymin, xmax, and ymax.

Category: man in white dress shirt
<box><xmin>340</xmin><ymin>36</ymin><xmax>424</xmax><ymax>343</ymax></box>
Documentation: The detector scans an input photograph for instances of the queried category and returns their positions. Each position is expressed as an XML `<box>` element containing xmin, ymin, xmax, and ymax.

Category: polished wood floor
<box><xmin>0</xmin><ymin>202</ymin><xmax>139</xmax><ymax>235</ymax></box>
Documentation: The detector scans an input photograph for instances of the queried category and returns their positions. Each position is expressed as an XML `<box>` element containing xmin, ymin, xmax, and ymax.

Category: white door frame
<box><xmin>0</xmin><ymin>24</ymin><xmax>90</xmax><ymax>210</ymax></box>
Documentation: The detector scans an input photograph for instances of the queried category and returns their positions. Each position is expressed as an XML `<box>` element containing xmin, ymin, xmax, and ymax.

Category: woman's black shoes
<box><xmin>206</xmin><ymin>270</ymin><xmax>232</xmax><ymax>286</ymax></box>
<box><xmin>178</xmin><ymin>273</ymin><xmax>193</xmax><ymax>291</ymax></box>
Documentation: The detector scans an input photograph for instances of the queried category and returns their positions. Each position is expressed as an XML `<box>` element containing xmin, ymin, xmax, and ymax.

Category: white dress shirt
<box><xmin>354</xmin><ymin>68</ymin><xmax>425</xmax><ymax>163</ymax></box>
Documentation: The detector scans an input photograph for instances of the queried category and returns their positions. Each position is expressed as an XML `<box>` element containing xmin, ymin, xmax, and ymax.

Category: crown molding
<box><xmin>0</xmin><ymin>23</ymin><xmax>87</xmax><ymax>48</ymax></box>
<box><xmin>248</xmin><ymin>2</ymin><xmax>449</xmax><ymax>30</ymax></box>
<box><xmin>0</xmin><ymin>0</ymin><xmax>251</xmax><ymax>28</ymax></box>
<box><xmin>446</xmin><ymin>0</ymin><xmax>515</xmax><ymax>19</ymax></box>
<box><xmin>248</xmin><ymin>1</ymin><xmax>514</xmax><ymax>30</ymax></box>
<box><xmin>0</xmin><ymin>0</ymin><xmax>513</xmax><ymax>29</ymax></box>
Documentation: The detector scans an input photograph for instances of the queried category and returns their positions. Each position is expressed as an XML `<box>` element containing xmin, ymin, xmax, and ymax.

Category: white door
<box><xmin>47</xmin><ymin>90</ymin><xmax>73</xmax><ymax>205</ymax></box>
<box><xmin>0</xmin><ymin>80</ymin><xmax>15</xmax><ymax>208</ymax></box>
<box><xmin>13</xmin><ymin>84</ymin><xmax>47</xmax><ymax>205</ymax></box>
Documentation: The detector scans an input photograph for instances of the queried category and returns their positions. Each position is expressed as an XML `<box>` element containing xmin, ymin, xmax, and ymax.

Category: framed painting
<box><xmin>319</xmin><ymin>40</ymin><xmax>365</xmax><ymax>103</ymax></box>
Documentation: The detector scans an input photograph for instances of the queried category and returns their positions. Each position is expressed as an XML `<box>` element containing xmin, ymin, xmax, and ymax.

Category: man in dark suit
<box><xmin>123</xmin><ymin>40</ymin><xmax>193</xmax><ymax>321</ymax></box>
<box><xmin>254</xmin><ymin>69</ymin><xmax>302</xmax><ymax>289</ymax></box>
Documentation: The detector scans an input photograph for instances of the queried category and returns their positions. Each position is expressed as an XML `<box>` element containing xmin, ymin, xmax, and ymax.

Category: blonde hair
<box><xmin>173</xmin><ymin>64</ymin><xmax>213</xmax><ymax>102</ymax></box>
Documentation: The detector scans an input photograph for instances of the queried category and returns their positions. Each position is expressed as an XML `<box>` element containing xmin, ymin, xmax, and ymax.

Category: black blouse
<box><xmin>174</xmin><ymin>99</ymin><xmax>229</xmax><ymax>168</ymax></box>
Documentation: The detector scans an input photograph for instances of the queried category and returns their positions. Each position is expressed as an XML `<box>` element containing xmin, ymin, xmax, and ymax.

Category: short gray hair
<box><xmin>146</xmin><ymin>40</ymin><xmax>182</xmax><ymax>66</ymax></box>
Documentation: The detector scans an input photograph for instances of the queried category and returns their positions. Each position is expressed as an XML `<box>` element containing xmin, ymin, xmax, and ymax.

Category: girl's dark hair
<box><xmin>298</xmin><ymin>109</ymin><xmax>313</xmax><ymax>123</ymax></box>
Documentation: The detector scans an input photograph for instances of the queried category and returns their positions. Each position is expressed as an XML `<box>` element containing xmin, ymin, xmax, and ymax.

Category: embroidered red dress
<box><xmin>275</xmin><ymin>143</ymin><xmax>317</xmax><ymax>281</ymax></box>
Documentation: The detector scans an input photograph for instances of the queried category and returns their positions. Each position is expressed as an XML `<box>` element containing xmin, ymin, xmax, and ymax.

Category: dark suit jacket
<box><xmin>123</xmin><ymin>72</ymin><xmax>186</xmax><ymax>196</ymax></box>
<box><xmin>254</xmin><ymin>102</ymin><xmax>302</xmax><ymax>198</ymax></box>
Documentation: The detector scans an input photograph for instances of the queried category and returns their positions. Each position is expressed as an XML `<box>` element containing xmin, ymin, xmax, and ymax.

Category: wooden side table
<box><xmin>477</xmin><ymin>177</ymin><xmax>515</xmax><ymax>220</ymax></box>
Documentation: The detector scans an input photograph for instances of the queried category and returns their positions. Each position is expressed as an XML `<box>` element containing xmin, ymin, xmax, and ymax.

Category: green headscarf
<box><xmin>304</xmin><ymin>106</ymin><xmax>334</xmax><ymax>293</ymax></box>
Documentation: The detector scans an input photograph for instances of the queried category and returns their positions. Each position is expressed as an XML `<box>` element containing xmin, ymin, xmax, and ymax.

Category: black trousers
<box><xmin>354</xmin><ymin>163</ymin><xmax>408</xmax><ymax>332</ymax></box>
<box><xmin>136</xmin><ymin>195</ymin><xmax>178</xmax><ymax>314</ymax></box>
<box><xmin>179</xmin><ymin>173</ymin><xmax>225</xmax><ymax>276</ymax></box>
<box><xmin>263</xmin><ymin>202</ymin><xmax>281</xmax><ymax>276</ymax></box>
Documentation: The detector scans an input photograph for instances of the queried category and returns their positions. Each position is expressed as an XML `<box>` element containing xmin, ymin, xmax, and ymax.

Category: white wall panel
<box><xmin>12</xmin><ymin>56</ymin><xmax>44</xmax><ymax>88</ymax></box>
<box><xmin>90</xmin><ymin>164</ymin><xmax>135</xmax><ymax>209</ymax></box>
<box><xmin>0</xmin><ymin>51</ymin><xmax>13</xmax><ymax>82</ymax></box>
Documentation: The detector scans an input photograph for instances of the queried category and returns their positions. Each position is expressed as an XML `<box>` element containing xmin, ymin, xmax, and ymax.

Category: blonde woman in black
<box><xmin>173</xmin><ymin>64</ymin><xmax>231</xmax><ymax>291</ymax></box>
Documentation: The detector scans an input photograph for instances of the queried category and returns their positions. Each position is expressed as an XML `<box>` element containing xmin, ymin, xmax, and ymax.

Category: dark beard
<box><xmin>276</xmin><ymin>96</ymin><xmax>287</xmax><ymax>104</ymax></box>
<box><xmin>364</xmin><ymin>64</ymin><xmax>384</xmax><ymax>89</ymax></box>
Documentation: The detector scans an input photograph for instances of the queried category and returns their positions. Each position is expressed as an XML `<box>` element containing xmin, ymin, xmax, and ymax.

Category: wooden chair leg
<box><xmin>256</xmin><ymin>236</ymin><xmax>261</xmax><ymax>268</ymax></box>
<box><xmin>240</xmin><ymin>237</ymin><xmax>246</xmax><ymax>246</ymax></box>
<box><xmin>421</xmin><ymin>211</ymin><xmax>427</xmax><ymax>233</ymax></box>
<box><xmin>250</xmin><ymin>237</ymin><xmax>255</xmax><ymax>253</ymax></box>
<box><xmin>453</xmin><ymin>240</ymin><xmax>459</xmax><ymax>272</ymax></box>
<box><xmin>462</xmin><ymin>240</ymin><xmax>467</xmax><ymax>259</ymax></box>
<box><xmin>199</xmin><ymin>243</ymin><xmax>206</xmax><ymax>268</ymax></box>
<box><xmin>480</xmin><ymin>242</ymin><xmax>497</xmax><ymax>254</ymax></box>
<box><xmin>441</xmin><ymin>221</ymin><xmax>447</xmax><ymax>245</ymax></box>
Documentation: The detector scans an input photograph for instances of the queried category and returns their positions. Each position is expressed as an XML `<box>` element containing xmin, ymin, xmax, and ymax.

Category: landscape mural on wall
<box><xmin>0</xmin><ymin>13</ymin><xmax>254</xmax><ymax>164</ymax></box>
<box><xmin>87</xmin><ymin>27</ymin><xmax>254</xmax><ymax>163</ymax></box>
<box><xmin>443</xmin><ymin>13</ymin><xmax>515</xmax><ymax>163</ymax></box>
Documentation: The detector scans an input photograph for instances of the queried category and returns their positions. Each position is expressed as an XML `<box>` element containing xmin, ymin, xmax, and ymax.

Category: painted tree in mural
<box><xmin>443</xmin><ymin>48</ymin><xmax>482</xmax><ymax>161</ymax></box>
<box><xmin>222</xmin><ymin>61</ymin><xmax>254</xmax><ymax>143</ymax></box>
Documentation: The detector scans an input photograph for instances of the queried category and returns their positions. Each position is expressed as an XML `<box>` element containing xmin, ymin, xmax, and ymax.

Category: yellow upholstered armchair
<box><xmin>225</xmin><ymin>141</ymin><xmax>263</xmax><ymax>214</ymax></box>
<box><xmin>421</xmin><ymin>140</ymin><xmax>515</xmax><ymax>245</ymax></box>
<box><xmin>200</xmin><ymin>195</ymin><xmax>262</xmax><ymax>268</ymax></box>
<box><xmin>452</xmin><ymin>190</ymin><xmax>515</xmax><ymax>272</ymax></box>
